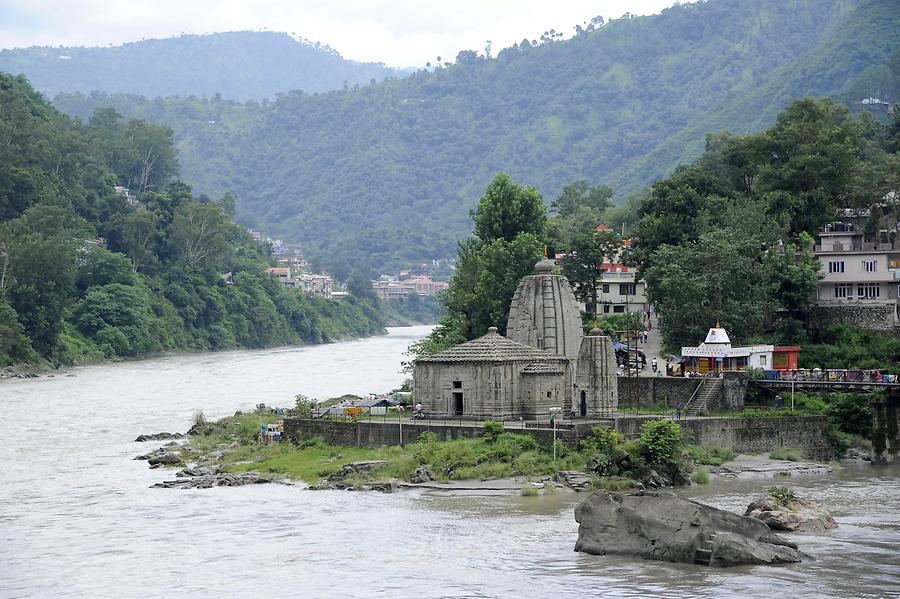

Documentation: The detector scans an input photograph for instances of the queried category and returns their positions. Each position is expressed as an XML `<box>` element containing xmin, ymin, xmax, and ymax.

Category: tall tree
<box><xmin>560</xmin><ymin>230</ymin><xmax>621</xmax><ymax>319</ymax></box>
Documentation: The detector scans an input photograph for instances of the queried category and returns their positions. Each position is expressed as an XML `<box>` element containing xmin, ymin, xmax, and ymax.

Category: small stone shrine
<box><xmin>413</xmin><ymin>258</ymin><xmax>618</xmax><ymax>420</ymax></box>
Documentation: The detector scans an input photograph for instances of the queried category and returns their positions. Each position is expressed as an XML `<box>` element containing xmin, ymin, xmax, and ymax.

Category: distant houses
<box><xmin>372</xmin><ymin>275</ymin><xmax>449</xmax><ymax>300</ymax></box>
<box><xmin>265</xmin><ymin>266</ymin><xmax>334</xmax><ymax>298</ymax></box>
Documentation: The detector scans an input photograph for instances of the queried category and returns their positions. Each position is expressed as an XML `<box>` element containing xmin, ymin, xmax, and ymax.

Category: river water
<box><xmin>1</xmin><ymin>326</ymin><xmax>898</xmax><ymax>598</ymax></box>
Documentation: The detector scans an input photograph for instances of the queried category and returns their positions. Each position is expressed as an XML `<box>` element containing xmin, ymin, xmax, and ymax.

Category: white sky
<box><xmin>0</xmin><ymin>1</ymin><xmax>679</xmax><ymax>67</ymax></box>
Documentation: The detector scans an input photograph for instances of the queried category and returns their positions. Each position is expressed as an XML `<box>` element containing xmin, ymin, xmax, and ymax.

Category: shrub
<box><xmin>418</xmin><ymin>431</ymin><xmax>439</xmax><ymax>444</ymax></box>
<box><xmin>293</xmin><ymin>394</ymin><xmax>317</xmax><ymax>418</ymax></box>
<box><xmin>825</xmin><ymin>393</ymin><xmax>874</xmax><ymax>438</ymax></box>
<box><xmin>520</xmin><ymin>483</ymin><xmax>539</xmax><ymax>497</ymax></box>
<box><xmin>693</xmin><ymin>467</ymin><xmax>710</xmax><ymax>485</ymax></box>
<box><xmin>637</xmin><ymin>420</ymin><xmax>685</xmax><ymax>465</ymax></box>
<box><xmin>483</xmin><ymin>420</ymin><xmax>504</xmax><ymax>443</ymax></box>
<box><xmin>767</xmin><ymin>485</ymin><xmax>795</xmax><ymax>505</ymax></box>
<box><xmin>770</xmin><ymin>447</ymin><xmax>804</xmax><ymax>461</ymax></box>
<box><xmin>686</xmin><ymin>445</ymin><xmax>736</xmax><ymax>466</ymax></box>
<box><xmin>582</xmin><ymin>425</ymin><xmax>625</xmax><ymax>454</ymax></box>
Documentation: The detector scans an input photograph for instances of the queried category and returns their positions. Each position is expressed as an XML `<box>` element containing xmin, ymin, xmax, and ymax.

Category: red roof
<box><xmin>595</xmin><ymin>224</ymin><xmax>612</xmax><ymax>232</ymax></box>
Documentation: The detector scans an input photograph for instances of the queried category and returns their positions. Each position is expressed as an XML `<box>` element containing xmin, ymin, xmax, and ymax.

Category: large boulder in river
<box><xmin>745</xmin><ymin>495</ymin><xmax>838</xmax><ymax>532</ymax></box>
<box><xmin>574</xmin><ymin>491</ymin><xmax>801</xmax><ymax>567</ymax></box>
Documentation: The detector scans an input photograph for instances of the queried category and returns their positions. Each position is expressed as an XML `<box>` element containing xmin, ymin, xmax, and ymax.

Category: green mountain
<box><xmin>0</xmin><ymin>31</ymin><xmax>408</xmax><ymax>101</ymax></box>
<box><xmin>48</xmin><ymin>0</ymin><xmax>900</xmax><ymax>277</ymax></box>
<box><xmin>0</xmin><ymin>73</ymin><xmax>386</xmax><ymax>368</ymax></box>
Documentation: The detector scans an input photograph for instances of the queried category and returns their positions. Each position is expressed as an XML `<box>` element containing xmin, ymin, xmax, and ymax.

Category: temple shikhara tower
<box><xmin>414</xmin><ymin>259</ymin><xmax>618</xmax><ymax>420</ymax></box>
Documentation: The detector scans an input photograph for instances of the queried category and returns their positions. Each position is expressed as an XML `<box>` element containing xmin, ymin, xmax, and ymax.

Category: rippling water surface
<box><xmin>1</xmin><ymin>326</ymin><xmax>898</xmax><ymax>598</ymax></box>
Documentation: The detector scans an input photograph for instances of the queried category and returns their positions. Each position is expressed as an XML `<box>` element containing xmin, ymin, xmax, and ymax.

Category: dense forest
<box><xmin>49</xmin><ymin>0</ymin><xmax>900</xmax><ymax>275</ymax></box>
<box><xmin>410</xmin><ymin>97</ymin><xmax>900</xmax><ymax>373</ymax></box>
<box><xmin>0</xmin><ymin>73</ymin><xmax>388</xmax><ymax>368</ymax></box>
<box><xmin>0</xmin><ymin>31</ymin><xmax>408</xmax><ymax>102</ymax></box>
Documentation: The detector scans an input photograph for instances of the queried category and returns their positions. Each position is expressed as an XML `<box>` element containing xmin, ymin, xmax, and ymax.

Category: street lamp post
<box><xmin>549</xmin><ymin>407</ymin><xmax>562</xmax><ymax>463</ymax></box>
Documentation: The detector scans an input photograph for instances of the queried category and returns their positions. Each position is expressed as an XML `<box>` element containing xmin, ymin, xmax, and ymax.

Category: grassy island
<box><xmin>182</xmin><ymin>411</ymin><xmax>736</xmax><ymax>490</ymax></box>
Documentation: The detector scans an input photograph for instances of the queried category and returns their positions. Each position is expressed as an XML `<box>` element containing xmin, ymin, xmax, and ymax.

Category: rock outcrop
<box><xmin>575</xmin><ymin>491</ymin><xmax>801</xmax><ymax>567</ymax></box>
<box><xmin>134</xmin><ymin>432</ymin><xmax>184</xmax><ymax>442</ymax></box>
<box><xmin>152</xmin><ymin>472</ymin><xmax>269</xmax><ymax>489</ymax></box>
<box><xmin>556</xmin><ymin>471</ymin><xmax>593</xmax><ymax>492</ymax></box>
<box><xmin>745</xmin><ymin>496</ymin><xmax>838</xmax><ymax>532</ymax></box>
<box><xmin>327</xmin><ymin>460</ymin><xmax>388</xmax><ymax>482</ymax></box>
<box><xmin>408</xmin><ymin>465</ymin><xmax>435</xmax><ymax>484</ymax></box>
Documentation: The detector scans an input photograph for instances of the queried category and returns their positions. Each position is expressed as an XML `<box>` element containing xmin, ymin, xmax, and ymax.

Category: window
<box><xmin>603</xmin><ymin>304</ymin><xmax>611</xmax><ymax>314</ymax></box>
<box><xmin>601</xmin><ymin>283</ymin><xmax>610</xmax><ymax>293</ymax></box>
<box><xmin>857</xmin><ymin>283</ymin><xmax>880</xmax><ymax>299</ymax></box>
<box><xmin>620</xmin><ymin>283</ymin><xmax>636</xmax><ymax>296</ymax></box>
<box><xmin>863</xmin><ymin>260</ymin><xmax>877</xmax><ymax>273</ymax></box>
<box><xmin>452</xmin><ymin>380</ymin><xmax>462</xmax><ymax>389</ymax></box>
<box><xmin>613</xmin><ymin>305</ymin><xmax>625</xmax><ymax>313</ymax></box>
<box><xmin>759</xmin><ymin>355</ymin><xmax>767</xmax><ymax>366</ymax></box>
<box><xmin>834</xmin><ymin>283</ymin><xmax>853</xmax><ymax>298</ymax></box>
<box><xmin>546</xmin><ymin>391</ymin><xmax>552</xmax><ymax>398</ymax></box>
<box><xmin>828</xmin><ymin>261</ymin><xmax>844</xmax><ymax>273</ymax></box>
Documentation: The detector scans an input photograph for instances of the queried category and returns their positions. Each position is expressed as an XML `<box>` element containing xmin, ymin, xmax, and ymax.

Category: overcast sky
<box><xmin>0</xmin><ymin>1</ymin><xmax>679</xmax><ymax>67</ymax></box>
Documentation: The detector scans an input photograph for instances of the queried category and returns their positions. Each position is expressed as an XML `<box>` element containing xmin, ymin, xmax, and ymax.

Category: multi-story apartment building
<box><xmin>596</xmin><ymin>265</ymin><xmax>648</xmax><ymax>315</ymax></box>
<box><xmin>813</xmin><ymin>223</ymin><xmax>900</xmax><ymax>329</ymax></box>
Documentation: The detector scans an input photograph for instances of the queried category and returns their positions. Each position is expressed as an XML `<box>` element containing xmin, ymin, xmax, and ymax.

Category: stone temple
<box><xmin>413</xmin><ymin>258</ymin><xmax>618</xmax><ymax>420</ymax></box>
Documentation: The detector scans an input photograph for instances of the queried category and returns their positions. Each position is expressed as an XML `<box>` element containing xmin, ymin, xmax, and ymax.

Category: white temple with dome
<box><xmin>680</xmin><ymin>324</ymin><xmax>774</xmax><ymax>373</ymax></box>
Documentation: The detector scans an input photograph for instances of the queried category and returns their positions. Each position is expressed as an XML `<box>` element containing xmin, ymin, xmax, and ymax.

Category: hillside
<box><xmin>0</xmin><ymin>31</ymin><xmax>408</xmax><ymax>101</ymax></box>
<box><xmin>48</xmin><ymin>0</ymin><xmax>900</xmax><ymax>275</ymax></box>
<box><xmin>0</xmin><ymin>73</ymin><xmax>386</xmax><ymax>368</ymax></box>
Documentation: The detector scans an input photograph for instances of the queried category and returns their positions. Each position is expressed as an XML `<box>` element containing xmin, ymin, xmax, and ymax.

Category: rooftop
<box><xmin>418</xmin><ymin>327</ymin><xmax>565</xmax><ymax>363</ymax></box>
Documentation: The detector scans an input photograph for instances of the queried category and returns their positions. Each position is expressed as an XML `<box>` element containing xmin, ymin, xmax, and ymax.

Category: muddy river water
<box><xmin>1</xmin><ymin>326</ymin><xmax>898</xmax><ymax>598</ymax></box>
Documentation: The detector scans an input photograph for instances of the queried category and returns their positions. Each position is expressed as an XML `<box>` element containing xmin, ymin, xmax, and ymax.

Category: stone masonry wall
<box><xmin>285</xmin><ymin>416</ymin><xmax>831</xmax><ymax>459</ymax></box>
<box><xmin>615</xmin><ymin>415</ymin><xmax>832</xmax><ymax>460</ymax></box>
<box><xmin>809</xmin><ymin>304</ymin><xmax>898</xmax><ymax>331</ymax></box>
<box><xmin>283</xmin><ymin>418</ymin><xmax>584</xmax><ymax>448</ymax></box>
<box><xmin>616</xmin><ymin>377</ymin><xmax>701</xmax><ymax>409</ymax></box>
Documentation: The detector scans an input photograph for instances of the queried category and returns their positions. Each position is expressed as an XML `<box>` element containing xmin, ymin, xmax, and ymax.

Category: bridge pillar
<box><xmin>872</xmin><ymin>388</ymin><xmax>900</xmax><ymax>465</ymax></box>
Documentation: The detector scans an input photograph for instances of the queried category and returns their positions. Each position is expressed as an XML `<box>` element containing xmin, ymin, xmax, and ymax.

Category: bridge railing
<box><xmin>760</xmin><ymin>368</ymin><xmax>895</xmax><ymax>383</ymax></box>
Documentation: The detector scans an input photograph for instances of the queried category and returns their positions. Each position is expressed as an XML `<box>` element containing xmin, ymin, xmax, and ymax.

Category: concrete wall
<box><xmin>615</xmin><ymin>415</ymin><xmax>832</xmax><ymax>460</ymax></box>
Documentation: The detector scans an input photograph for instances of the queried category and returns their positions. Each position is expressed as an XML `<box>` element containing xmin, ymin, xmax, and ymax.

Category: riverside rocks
<box><xmin>134</xmin><ymin>432</ymin><xmax>184</xmax><ymax>442</ymax></box>
<box><xmin>575</xmin><ymin>491</ymin><xmax>801</xmax><ymax>567</ymax></box>
<box><xmin>556</xmin><ymin>471</ymin><xmax>593</xmax><ymax>492</ymax></box>
<box><xmin>408</xmin><ymin>465</ymin><xmax>435</xmax><ymax>484</ymax></box>
<box><xmin>745</xmin><ymin>495</ymin><xmax>838</xmax><ymax>532</ymax></box>
<box><xmin>326</xmin><ymin>460</ymin><xmax>389</xmax><ymax>482</ymax></box>
<box><xmin>152</xmin><ymin>472</ymin><xmax>269</xmax><ymax>489</ymax></box>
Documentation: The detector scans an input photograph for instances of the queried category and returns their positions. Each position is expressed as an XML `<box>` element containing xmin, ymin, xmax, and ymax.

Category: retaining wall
<box><xmin>872</xmin><ymin>389</ymin><xmax>900</xmax><ymax>465</ymax></box>
<box><xmin>615</xmin><ymin>415</ymin><xmax>832</xmax><ymax>460</ymax></box>
<box><xmin>284</xmin><ymin>415</ymin><xmax>832</xmax><ymax>459</ymax></box>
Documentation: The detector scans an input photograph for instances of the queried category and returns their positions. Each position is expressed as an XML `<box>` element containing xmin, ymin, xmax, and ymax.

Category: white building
<box><xmin>681</xmin><ymin>325</ymin><xmax>774</xmax><ymax>373</ymax></box>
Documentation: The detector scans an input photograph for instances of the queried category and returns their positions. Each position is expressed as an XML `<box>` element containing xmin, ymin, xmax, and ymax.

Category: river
<box><xmin>1</xmin><ymin>326</ymin><xmax>898</xmax><ymax>598</ymax></box>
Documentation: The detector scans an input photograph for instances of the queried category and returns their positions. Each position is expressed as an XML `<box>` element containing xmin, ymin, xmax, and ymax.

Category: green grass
<box><xmin>520</xmin><ymin>483</ymin><xmax>539</xmax><ymax>497</ymax></box>
<box><xmin>693</xmin><ymin>468</ymin><xmax>710</xmax><ymax>485</ymax></box>
<box><xmin>769</xmin><ymin>447</ymin><xmax>805</xmax><ymax>462</ymax></box>
<box><xmin>686</xmin><ymin>444</ymin><xmax>736</xmax><ymax>466</ymax></box>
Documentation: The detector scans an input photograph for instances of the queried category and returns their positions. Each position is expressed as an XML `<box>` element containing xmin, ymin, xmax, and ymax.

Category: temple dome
<box><xmin>703</xmin><ymin>324</ymin><xmax>731</xmax><ymax>345</ymax></box>
<box><xmin>506</xmin><ymin>259</ymin><xmax>582</xmax><ymax>358</ymax></box>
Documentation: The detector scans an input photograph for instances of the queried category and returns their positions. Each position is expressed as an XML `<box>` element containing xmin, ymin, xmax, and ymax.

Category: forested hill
<box><xmin>0</xmin><ymin>31</ymin><xmax>409</xmax><ymax>101</ymax></box>
<box><xmin>0</xmin><ymin>73</ymin><xmax>386</xmax><ymax>368</ymax></box>
<box><xmin>50</xmin><ymin>0</ymin><xmax>900</xmax><ymax>276</ymax></box>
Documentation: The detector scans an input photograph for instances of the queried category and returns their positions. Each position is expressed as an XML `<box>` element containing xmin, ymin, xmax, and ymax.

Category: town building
<box><xmin>592</xmin><ymin>225</ymin><xmax>648</xmax><ymax>315</ymax></box>
<box><xmin>680</xmin><ymin>324</ymin><xmax>801</xmax><ymax>374</ymax></box>
<box><xmin>265</xmin><ymin>267</ymin><xmax>296</xmax><ymax>288</ymax></box>
<box><xmin>296</xmin><ymin>273</ymin><xmax>333</xmax><ymax>298</ymax></box>
<box><xmin>812</xmin><ymin>223</ymin><xmax>900</xmax><ymax>330</ymax></box>
<box><xmin>413</xmin><ymin>258</ymin><xmax>618</xmax><ymax>420</ymax></box>
<box><xmin>372</xmin><ymin>275</ymin><xmax>449</xmax><ymax>300</ymax></box>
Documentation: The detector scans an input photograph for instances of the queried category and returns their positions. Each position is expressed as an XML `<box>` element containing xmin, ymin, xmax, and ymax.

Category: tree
<box><xmin>471</xmin><ymin>173</ymin><xmax>546</xmax><ymax>243</ymax></box>
<box><xmin>168</xmin><ymin>202</ymin><xmax>231</xmax><ymax>267</ymax></box>
<box><xmin>560</xmin><ymin>230</ymin><xmax>620</xmax><ymax>318</ymax></box>
<box><xmin>642</xmin><ymin>229</ymin><xmax>772</xmax><ymax>350</ymax></box>
<box><xmin>550</xmin><ymin>180</ymin><xmax>613</xmax><ymax>218</ymax></box>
